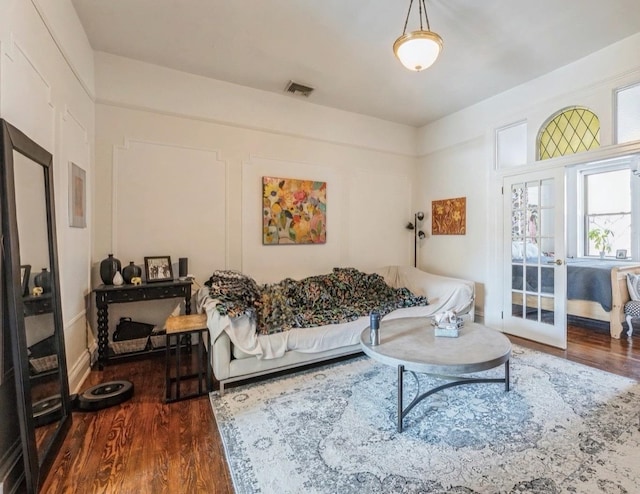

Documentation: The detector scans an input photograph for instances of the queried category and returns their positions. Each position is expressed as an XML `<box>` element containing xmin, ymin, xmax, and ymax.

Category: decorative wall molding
<box><xmin>4</xmin><ymin>35</ymin><xmax>52</xmax><ymax>101</ymax></box>
<box><xmin>96</xmin><ymin>99</ymin><xmax>418</xmax><ymax>159</ymax></box>
<box><xmin>3</xmin><ymin>34</ymin><xmax>55</xmax><ymax>149</ymax></box>
<box><xmin>497</xmin><ymin>140</ymin><xmax>640</xmax><ymax>179</ymax></box>
<box><xmin>31</xmin><ymin>0</ymin><xmax>95</xmax><ymax>100</ymax></box>
<box><xmin>61</xmin><ymin>105</ymin><xmax>89</xmax><ymax>144</ymax></box>
<box><xmin>242</xmin><ymin>153</ymin><xmax>334</xmax><ymax>180</ymax></box>
<box><xmin>112</xmin><ymin>138</ymin><xmax>228</xmax><ymax>269</ymax></box>
<box><xmin>59</xmin><ymin>106</ymin><xmax>92</xmax><ymax>333</ymax></box>
<box><xmin>111</xmin><ymin>137</ymin><xmax>227</xmax><ymax>252</ymax></box>
<box><xmin>66</xmin><ymin>309</ymin><xmax>87</xmax><ymax>331</ymax></box>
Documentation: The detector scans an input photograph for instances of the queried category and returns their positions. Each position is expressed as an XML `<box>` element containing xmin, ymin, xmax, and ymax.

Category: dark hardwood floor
<box><xmin>40</xmin><ymin>352</ymin><xmax>233</xmax><ymax>494</ymax></box>
<box><xmin>40</xmin><ymin>324</ymin><xmax>640</xmax><ymax>493</ymax></box>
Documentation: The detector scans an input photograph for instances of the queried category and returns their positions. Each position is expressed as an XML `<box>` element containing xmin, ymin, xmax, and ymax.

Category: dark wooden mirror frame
<box><xmin>0</xmin><ymin>119</ymin><xmax>71</xmax><ymax>492</ymax></box>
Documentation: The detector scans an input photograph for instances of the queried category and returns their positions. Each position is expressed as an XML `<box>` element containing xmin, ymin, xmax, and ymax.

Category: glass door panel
<box><xmin>504</xmin><ymin>168</ymin><xmax>566</xmax><ymax>348</ymax></box>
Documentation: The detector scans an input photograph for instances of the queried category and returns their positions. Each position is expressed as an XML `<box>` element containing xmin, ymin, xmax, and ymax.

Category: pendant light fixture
<box><xmin>393</xmin><ymin>0</ymin><xmax>443</xmax><ymax>72</ymax></box>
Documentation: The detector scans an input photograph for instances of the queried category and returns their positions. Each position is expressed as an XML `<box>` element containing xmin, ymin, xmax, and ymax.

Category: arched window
<box><xmin>537</xmin><ymin>107</ymin><xmax>600</xmax><ymax>160</ymax></box>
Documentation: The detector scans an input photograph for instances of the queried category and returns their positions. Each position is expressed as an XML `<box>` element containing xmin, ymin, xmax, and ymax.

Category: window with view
<box><xmin>616</xmin><ymin>82</ymin><xmax>640</xmax><ymax>144</ymax></box>
<box><xmin>583</xmin><ymin>168</ymin><xmax>631</xmax><ymax>257</ymax></box>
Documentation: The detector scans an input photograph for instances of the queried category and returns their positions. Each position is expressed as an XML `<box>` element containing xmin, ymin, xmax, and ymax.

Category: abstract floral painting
<box><xmin>432</xmin><ymin>196</ymin><xmax>466</xmax><ymax>235</ymax></box>
<box><xmin>262</xmin><ymin>176</ymin><xmax>327</xmax><ymax>244</ymax></box>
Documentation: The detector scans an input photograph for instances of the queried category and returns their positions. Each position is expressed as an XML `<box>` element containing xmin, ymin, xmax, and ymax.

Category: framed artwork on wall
<box><xmin>262</xmin><ymin>176</ymin><xmax>327</xmax><ymax>245</ymax></box>
<box><xmin>432</xmin><ymin>197</ymin><xmax>467</xmax><ymax>235</ymax></box>
<box><xmin>69</xmin><ymin>162</ymin><xmax>86</xmax><ymax>228</ymax></box>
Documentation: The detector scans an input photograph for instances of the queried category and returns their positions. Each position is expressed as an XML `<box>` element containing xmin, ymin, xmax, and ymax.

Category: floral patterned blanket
<box><xmin>204</xmin><ymin>268</ymin><xmax>428</xmax><ymax>335</ymax></box>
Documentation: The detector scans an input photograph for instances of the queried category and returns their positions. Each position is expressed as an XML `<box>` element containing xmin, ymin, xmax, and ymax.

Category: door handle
<box><xmin>546</xmin><ymin>259</ymin><xmax>563</xmax><ymax>265</ymax></box>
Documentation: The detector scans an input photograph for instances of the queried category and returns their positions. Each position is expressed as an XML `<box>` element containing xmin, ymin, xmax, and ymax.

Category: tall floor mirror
<box><xmin>1</xmin><ymin>119</ymin><xmax>71</xmax><ymax>493</ymax></box>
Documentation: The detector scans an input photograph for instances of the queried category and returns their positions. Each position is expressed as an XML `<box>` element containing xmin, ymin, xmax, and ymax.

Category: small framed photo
<box><xmin>616</xmin><ymin>249</ymin><xmax>627</xmax><ymax>259</ymax></box>
<box><xmin>20</xmin><ymin>265</ymin><xmax>31</xmax><ymax>296</ymax></box>
<box><xmin>69</xmin><ymin>162</ymin><xmax>86</xmax><ymax>228</ymax></box>
<box><xmin>144</xmin><ymin>256</ymin><xmax>173</xmax><ymax>283</ymax></box>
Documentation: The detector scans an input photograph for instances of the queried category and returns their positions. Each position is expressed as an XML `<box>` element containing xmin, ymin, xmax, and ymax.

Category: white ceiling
<box><xmin>71</xmin><ymin>0</ymin><xmax>640</xmax><ymax>127</ymax></box>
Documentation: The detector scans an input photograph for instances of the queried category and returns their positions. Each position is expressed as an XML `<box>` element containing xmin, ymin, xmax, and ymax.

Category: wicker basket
<box><xmin>149</xmin><ymin>330</ymin><xmax>167</xmax><ymax>349</ymax></box>
<box><xmin>30</xmin><ymin>354</ymin><xmax>58</xmax><ymax>373</ymax></box>
<box><xmin>109</xmin><ymin>337</ymin><xmax>149</xmax><ymax>354</ymax></box>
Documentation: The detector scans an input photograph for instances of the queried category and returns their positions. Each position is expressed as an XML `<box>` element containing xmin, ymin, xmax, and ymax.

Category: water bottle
<box><xmin>370</xmin><ymin>311</ymin><xmax>380</xmax><ymax>346</ymax></box>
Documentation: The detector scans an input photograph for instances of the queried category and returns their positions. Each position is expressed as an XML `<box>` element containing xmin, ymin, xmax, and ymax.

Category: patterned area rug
<box><xmin>210</xmin><ymin>347</ymin><xmax>640</xmax><ymax>493</ymax></box>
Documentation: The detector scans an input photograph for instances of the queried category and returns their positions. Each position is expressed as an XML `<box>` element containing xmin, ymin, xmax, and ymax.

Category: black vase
<box><xmin>34</xmin><ymin>268</ymin><xmax>52</xmax><ymax>293</ymax></box>
<box><xmin>122</xmin><ymin>261</ymin><xmax>142</xmax><ymax>284</ymax></box>
<box><xmin>100</xmin><ymin>254</ymin><xmax>121</xmax><ymax>285</ymax></box>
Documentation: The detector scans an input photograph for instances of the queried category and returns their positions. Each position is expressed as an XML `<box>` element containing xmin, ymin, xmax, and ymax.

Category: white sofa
<box><xmin>197</xmin><ymin>265</ymin><xmax>475</xmax><ymax>395</ymax></box>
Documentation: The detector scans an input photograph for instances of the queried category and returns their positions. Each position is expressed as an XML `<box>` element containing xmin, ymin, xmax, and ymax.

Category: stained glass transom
<box><xmin>538</xmin><ymin>107</ymin><xmax>600</xmax><ymax>160</ymax></box>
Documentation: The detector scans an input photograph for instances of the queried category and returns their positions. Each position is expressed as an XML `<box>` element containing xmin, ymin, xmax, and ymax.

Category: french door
<box><xmin>503</xmin><ymin>167</ymin><xmax>567</xmax><ymax>348</ymax></box>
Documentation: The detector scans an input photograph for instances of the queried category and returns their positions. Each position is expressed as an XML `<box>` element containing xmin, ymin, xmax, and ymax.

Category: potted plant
<box><xmin>588</xmin><ymin>227</ymin><xmax>613</xmax><ymax>258</ymax></box>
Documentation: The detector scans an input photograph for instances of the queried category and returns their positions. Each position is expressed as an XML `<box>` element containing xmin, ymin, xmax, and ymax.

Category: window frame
<box><xmin>568</xmin><ymin>156</ymin><xmax>639</xmax><ymax>260</ymax></box>
<box><xmin>615</xmin><ymin>81</ymin><xmax>640</xmax><ymax>145</ymax></box>
<box><xmin>537</xmin><ymin>106</ymin><xmax>600</xmax><ymax>161</ymax></box>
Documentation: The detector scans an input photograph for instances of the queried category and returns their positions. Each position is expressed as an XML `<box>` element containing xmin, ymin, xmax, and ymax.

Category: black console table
<box><xmin>24</xmin><ymin>293</ymin><xmax>58</xmax><ymax>380</ymax></box>
<box><xmin>94</xmin><ymin>280</ymin><xmax>192</xmax><ymax>370</ymax></box>
<box><xmin>23</xmin><ymin>292</ymin><xmax>54</xmax><ymax>317</ymax></box>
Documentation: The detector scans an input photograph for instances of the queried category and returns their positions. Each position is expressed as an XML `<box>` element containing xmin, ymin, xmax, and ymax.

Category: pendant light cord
<box><xmin>421</xmin><ymin>0</ymin><xmax>432</xmax><ymax>31</ymax></box>
<box><xmin>402</xmin><ymin>0</ymin><xmax>433</xmax><ymax>35</ymax></box>
<box><xmin>402</xmin><ymin>0</ymin><xmax>414</xmax><ymax>35</ymax></box>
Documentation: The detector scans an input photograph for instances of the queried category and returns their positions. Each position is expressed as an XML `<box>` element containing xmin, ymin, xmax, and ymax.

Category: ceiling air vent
<box><xmin>284</xmin><ymin>81</ymin><xmax>314</xmax><ymax>97</ymax></box>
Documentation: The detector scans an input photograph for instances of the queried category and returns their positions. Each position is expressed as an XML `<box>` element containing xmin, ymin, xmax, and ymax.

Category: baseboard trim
<box><xmin>567</xmin><ymin>315</ymin><xmax>610</xmax><ymax>333</ymax></box>
<box><xmin>67</xmin><ymin>342</ymin><xmax>96</xmax><ymax>394</ymax></box>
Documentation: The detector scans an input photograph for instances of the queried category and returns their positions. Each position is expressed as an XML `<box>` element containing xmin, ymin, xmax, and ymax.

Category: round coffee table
<box><xmin>360</xmin><ymin>317</ymin><xmax>512</xmax><ymax>432</ymax></box>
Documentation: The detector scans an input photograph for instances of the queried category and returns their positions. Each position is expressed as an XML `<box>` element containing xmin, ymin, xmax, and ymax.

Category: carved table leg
<box><xmin>185</xmin><ymin>291</ymin><xmax>192</xmax><ymax>350</ymax></box>
<box><xmin>97</xmin><ymin>305</ymin><xmax>109</xmax><ymax>370</ymax></box>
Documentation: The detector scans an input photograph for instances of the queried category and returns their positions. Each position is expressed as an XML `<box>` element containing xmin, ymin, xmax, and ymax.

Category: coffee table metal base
<box><xmin>397</xmin><ymin>360</ymin><xmax>510</xmax><ymax>432</ymax></box>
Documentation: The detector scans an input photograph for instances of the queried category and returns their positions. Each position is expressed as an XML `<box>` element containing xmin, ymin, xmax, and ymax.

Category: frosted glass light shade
<box><xmin>393</xmin><ymin>30</ymin><xmax>443</xmax><ymax>71</ymax></box>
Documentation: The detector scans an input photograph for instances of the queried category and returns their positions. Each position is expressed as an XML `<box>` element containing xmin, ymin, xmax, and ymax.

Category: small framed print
<box><xmin>144</xmin><ymin>256</ymin><xmax>173</xmax><ymax>283</ymax></box>
<box><xmin>69</xmin><ymin>162</ymin><xmax>86</xmax><ymax>228</ymax></box>
<box><xmin>20</xmin><ymin>265</ymin><xmax>31</xmax><ymax>296</ymax></box>
<box><xmin>616</xmin><ymin>249</ymin><xmax>627</xmax><ymax>259</ymax></box>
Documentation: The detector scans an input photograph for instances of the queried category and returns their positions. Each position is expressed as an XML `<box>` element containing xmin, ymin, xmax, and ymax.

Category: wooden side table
<box><xmin>164</xmin><ymin>313</ymin><xmax>212</xmax><ymax>403</ymax></box>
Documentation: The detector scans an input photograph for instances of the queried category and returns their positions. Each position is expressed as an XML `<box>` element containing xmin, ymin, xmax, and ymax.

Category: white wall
<box><xmin>417</xmin><ymin>136</ymin><xmax>489</xmax><ymax>314</ymax></box>
<box><xmin>93</xmin><ymin>55</ymin><xmax>418</xmax><ymax>333</ymax></box>
<box><xmin>0</xmin><ymin>0</ymin><xmax>95</xmax><ymax>392</ymax></box>
<box><xmin>416</xmin><ymin>33</ymin><xmax>640</xmax><ymax>325</ymax></box>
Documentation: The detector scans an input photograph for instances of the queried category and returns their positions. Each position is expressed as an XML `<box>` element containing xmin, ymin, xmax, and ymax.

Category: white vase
<box><xmin>113</xmin><ymin>271</ymin><xmax>124</xmax><ymax>286</ymax></box>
